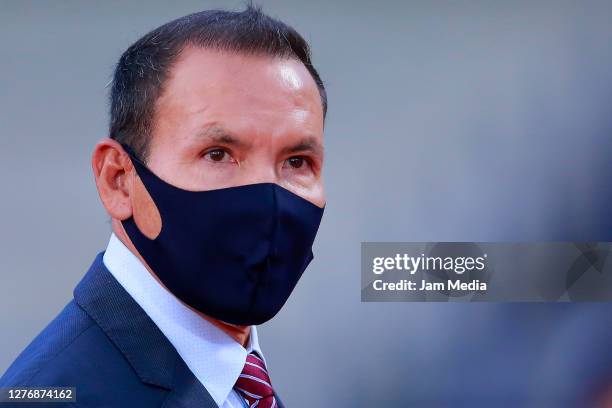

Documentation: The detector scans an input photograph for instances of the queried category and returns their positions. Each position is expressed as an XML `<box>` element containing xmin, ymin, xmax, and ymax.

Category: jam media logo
<box><xmin>538</xmin><ymin>243</ymin><xmax>612</xmax><ymax>301</ymax></box>
<box><xmin>421</xmin><ymin>243</ymin><xmax>493</xmax><ymax>300</ymax></box>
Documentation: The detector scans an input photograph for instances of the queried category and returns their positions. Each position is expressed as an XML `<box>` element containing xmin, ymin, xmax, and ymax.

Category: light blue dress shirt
<box><xmin>103</xmin><ymin>233</ymin><xmax>263</xmax><ymax>408</ymax></box>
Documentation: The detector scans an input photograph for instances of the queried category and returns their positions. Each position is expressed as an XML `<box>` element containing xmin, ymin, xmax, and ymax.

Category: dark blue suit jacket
<box><xmin>0</xmin><ymin>253</ymin><xmax>285</xmax><ymax>408</ymax></box>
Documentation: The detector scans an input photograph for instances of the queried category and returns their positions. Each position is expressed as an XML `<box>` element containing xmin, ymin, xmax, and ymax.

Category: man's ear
<box><xmin>92</xmin><ymin>138</ymin><xmax>162</xmax><ymax>239</ymax></box>
<box><xmin>92</xmin><ymin>138</ymin><xmax>133</xmax><ymax>221</ymax></box>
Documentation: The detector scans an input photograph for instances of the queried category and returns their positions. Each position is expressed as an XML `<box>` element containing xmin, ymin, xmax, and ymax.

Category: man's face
<box><xmin>140</xmin><ymin>46</ymin><xmax>325</xmax><ymax>208</ymax></box>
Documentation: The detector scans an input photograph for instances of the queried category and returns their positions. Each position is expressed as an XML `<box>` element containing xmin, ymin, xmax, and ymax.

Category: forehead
<box><xmin>154</xmin><ymin>46</ymin><xmax>324</xmax><ymax>139</ymax></box>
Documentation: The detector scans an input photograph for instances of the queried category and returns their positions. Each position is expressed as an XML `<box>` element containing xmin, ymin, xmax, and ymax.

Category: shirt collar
<box><xmin>103</xmin><ymin>233</ymin><xmax>264</xmax><ymax>407</ymax></box>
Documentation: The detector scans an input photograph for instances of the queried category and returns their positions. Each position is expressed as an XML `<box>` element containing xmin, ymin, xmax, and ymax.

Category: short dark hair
<box><xmin>109</xmin><ymin>5</ymin><xmax>327</xmax><ymax>162</ymax></box>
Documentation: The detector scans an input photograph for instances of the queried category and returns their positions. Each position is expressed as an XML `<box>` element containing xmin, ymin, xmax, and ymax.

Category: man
<box><xmin>0</xmin><ymin>6</ymin><xmax>326</xmax><ymax>407</ymax></box>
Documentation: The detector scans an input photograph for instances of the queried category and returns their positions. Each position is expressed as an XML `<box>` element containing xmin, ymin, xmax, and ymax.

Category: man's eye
<box><xmin>286</xmin><ymin>156</ymin><xmax>306</xmax><ymax>169</ymax></box>
<box><xmin>204</xmin><ymin>149</ymin><xmax>233</xmax><ymax>163</ymax></box>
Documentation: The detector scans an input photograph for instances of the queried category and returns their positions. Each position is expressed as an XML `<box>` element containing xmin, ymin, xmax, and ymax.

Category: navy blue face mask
<box><xmin>120</xmin><ymin>145</ymin><xmax>324</xmax><ymax>326</ymax></box>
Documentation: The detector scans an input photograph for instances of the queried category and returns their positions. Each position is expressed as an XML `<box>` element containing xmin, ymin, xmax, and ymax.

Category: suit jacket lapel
<box><xmin>74</xmin><ymin>252</ymin><xmax>217</xmax><ymax>408</ymax></box>
<box><xmin>161</xmin><ymin>357</ymin><xmax>217</xmax><ymax>408</ymax></box>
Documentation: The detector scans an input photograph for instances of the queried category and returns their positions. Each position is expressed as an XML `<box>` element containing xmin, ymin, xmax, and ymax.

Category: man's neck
<box><xmin>198</xmin><ymin>313</ymin><xmax>251</xmax><ymax>347</ymax></box>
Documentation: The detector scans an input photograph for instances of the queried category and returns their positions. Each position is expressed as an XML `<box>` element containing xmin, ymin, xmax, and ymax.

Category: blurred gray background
<box><xmin>2</xmin><ymin>1</ymin><xmax>612</xmax><ymax>406</ymax></box>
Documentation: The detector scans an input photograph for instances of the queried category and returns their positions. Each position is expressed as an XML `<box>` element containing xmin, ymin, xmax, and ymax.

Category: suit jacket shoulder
<box><xmin>1</xmin><ymin>300</ymin><xmax>94</xmax><ymax>387</ymax></box>
<box><xmin>0</xmin><ymin>253</ymin><xmax>216</xmax><ymax>408</ymax></box>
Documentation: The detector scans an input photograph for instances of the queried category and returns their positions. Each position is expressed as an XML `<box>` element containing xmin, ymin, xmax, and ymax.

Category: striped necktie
<box><xmin>235</xmin><ymin>352</ymin><xmax>277</xmax><ymax>408</ymax></box>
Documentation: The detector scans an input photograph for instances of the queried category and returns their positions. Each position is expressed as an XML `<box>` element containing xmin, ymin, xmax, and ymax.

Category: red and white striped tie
<box><xmin>235</xmin><ymin>352</ymin><xmax>277</xmax><ymax>408</ymax></box>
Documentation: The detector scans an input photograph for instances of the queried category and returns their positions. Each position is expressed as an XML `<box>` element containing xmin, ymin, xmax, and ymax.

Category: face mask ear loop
<box><xmin>119</xmin><ymin>143</ymin><xmax>148</xmax><ymax>169</ymax></box>
<box><xmin>119</xmin><ymin>143</ymin><xmax>159</xmax><ymax>239</ymax></box>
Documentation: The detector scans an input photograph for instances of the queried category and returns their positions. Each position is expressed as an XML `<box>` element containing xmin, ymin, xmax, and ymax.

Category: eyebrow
<box><xmin>280</xmin><ymin>137</ymin><xmax>324</xmax><ymax>158</ymax></box>
<box><xmin>197</xmin><ymin>124</ymin><xmax>323</xmax><ymax>157</ymax></box>
<box><xmin>196</xmin><ymin>125</ymin><xmax>251</xmax><ymax>149</ymax></box>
